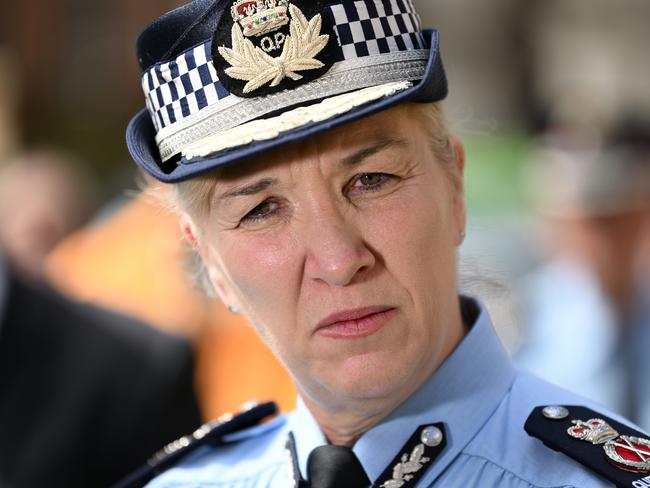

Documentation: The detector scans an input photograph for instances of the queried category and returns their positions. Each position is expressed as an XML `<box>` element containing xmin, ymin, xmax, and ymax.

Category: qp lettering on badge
<box><xmin>260</xmin><ymin>32</ymin><xmax>286</xmax><ymax>52</ymax></box>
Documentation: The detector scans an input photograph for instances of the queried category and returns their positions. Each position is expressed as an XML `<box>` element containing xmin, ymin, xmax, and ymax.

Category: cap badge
<box><xmin>215</xmin><ymin>1</ymin><xmax>334</xmax><ymax>96</ymax></box>
<box><xmin>568</xmin><ymin>418</ymin><xmax>650</xmax><ymax>473</ymax></box>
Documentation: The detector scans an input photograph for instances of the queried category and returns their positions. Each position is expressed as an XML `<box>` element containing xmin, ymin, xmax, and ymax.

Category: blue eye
<box><xmin>360</xmin><ymin>173</ymin><xmax>388</xmax><ymax>187</ymax></box>
<box><xmin>349</xmin><ymin>173</ymin><xmax>394</xmax><ymax>192</ymax></box>
<box><xmin>241</xmin><ymin>199</ymin><xmax>279</xmax><ymax>223</ymax></box>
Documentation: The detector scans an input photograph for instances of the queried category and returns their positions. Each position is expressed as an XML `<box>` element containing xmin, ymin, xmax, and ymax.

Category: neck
<box><xmin>301</xmin><ymin>304</ymin><xmax>466</xmax><ymax>447</ymax></box>
<box><xmin>301</xmin><ymin>391</ymin><xmax>409</xmax><ymax>447</ymax></box>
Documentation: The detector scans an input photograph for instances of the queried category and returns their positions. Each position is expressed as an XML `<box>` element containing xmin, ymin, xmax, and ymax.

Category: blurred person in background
<box><xmin>0</xmin><ymin>151</ymin><xmax>203</xmax><ymax>486</ymax></box>
<box><xmin>0</xmin><ymin>245</ymin><xmax>202</xmax><ymax>487</ymax></box>
<box><xmin>0</xmin><ymin>150</ymin><xmax>94</xmax><ymax>281</ymax></box>
<box><xmin>515</xmin><ymin>127</ymin><xmax>650</xmax><ymax>430</ymax></box>
<box><xmin>0</xmin><ymin>49</ymin><xmax>20</xmax><ymax>161</ymax></box>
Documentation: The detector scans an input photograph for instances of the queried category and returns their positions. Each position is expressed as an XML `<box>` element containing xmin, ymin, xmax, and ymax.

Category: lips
<box><xmin>315</xmin><ymin>306</ymin><xmax>398</xmax><ymax>339</ymax></box>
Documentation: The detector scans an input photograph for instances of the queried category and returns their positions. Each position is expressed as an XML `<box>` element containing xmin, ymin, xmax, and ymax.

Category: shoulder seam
<box><xmin>457</xmin><ymin>452</ymin><xmax>578</xmax><ymax>488</ymax></box>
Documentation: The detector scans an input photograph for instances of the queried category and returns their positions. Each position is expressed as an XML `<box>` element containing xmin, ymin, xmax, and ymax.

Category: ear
<box><xmin>449</xmin><ymin>134</ymin><xmax>467</xmax><ymax>245</ymax></box>
<box><xmin>180</xmin><ymin>214</ymin><xmax>241</xmax><ymax>309</ymax></box>
<box><xmin>180</xmin><ymin>213</ymin><xmax>201</xmax><ymax>249</ymax></box>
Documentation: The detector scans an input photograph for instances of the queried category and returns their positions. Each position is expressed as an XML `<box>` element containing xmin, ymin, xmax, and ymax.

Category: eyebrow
<box><xmin>340</xmin><ymin>138</ymin><xmax>409</xmax><ymax>167</ymax></box>
<box><xmin>216</xmin><ymin>139</ymin><xmax>407</xmax><ymax>203</ymax></box>
<box><xmin>219</xmin><ymin>178</ymin><xmax>278</xmax><ymax>201</ymax></box>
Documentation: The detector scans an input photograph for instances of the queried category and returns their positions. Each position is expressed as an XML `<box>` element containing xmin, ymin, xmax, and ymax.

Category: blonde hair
<box><xmin>170</xmin><ymin>101</ymin><xmax>453</xmax><ymax>224</ymax></box>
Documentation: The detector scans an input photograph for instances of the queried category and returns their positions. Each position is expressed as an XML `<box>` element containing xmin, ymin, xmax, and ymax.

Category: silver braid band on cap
<box><xmin>157</xmin><ymin>51</ymin><xmax>430</xmax><ymax>162</ymax></box>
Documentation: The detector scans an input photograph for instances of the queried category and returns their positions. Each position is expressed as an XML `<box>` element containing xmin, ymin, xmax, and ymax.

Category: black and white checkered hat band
<box><xmin>143</xmin><ymin>0</ymin><xmax>428</xmax><ymax>162</ymax></box>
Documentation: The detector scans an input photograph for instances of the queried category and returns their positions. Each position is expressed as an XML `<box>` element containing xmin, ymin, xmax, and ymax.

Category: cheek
<box><xmin>371</xmin><ymin>182</ymin><xmax>457</xmax><ymax>283</ymax></box>
<box><xmin>215</xmin><ymin>231</ymin><xmax>302</xmax><ymax>324</ymax></box>
<box><xmin>366</xmin><ymin>180</ymin><xmax>459</xmax><ymax>350</ymax></box>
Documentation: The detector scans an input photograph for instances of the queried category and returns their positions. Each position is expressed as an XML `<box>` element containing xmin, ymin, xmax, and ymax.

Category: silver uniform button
<box><xmin>542</xmin><ymin>405</ymin><xmax>570</xmax><ymax>420</ymax></box>
<box><xmin>193</xmin><ymin>424</ymin><xmax>211</xmax><ymax>440</ymax></box>
<box><xmin>420</xmin><ymin>425</ymin><xmax>444</xmax><ymax>447</ymax></box>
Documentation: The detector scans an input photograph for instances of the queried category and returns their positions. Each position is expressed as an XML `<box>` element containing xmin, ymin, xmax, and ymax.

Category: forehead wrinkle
<box><xmin>311</xmin><ymin>107</ymin><xmax>416</xmax><ymax>166</ymax></box>
<box><xmin>221</xmin><ymin>178</ymin><xmax>278</xmax><ymax>199</ymax></box>
<box><xmin>340</xmin><ymin>138</ymin><xmax>410</xmax><ymax>168</ymax></box>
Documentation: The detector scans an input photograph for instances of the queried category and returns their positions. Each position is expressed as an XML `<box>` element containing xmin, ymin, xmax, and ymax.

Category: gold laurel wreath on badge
<box><xmin>218</xmin><ymin>4</ymin><xmax>330</xmax><ymax>94</ymax></box>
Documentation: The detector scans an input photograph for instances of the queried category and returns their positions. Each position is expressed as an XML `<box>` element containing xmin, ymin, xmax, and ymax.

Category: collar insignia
<box><xmin>285</xmin><ymin>424</ymin><xmax>445</xmax><ymax>488</ymax></box>
<box><xmin>213</xmin><ymin>0</ymin><xmax>336</xmax><ymax>97</ymax></box>
<box><xmin>375</xmin><ymin>423</ymin><xmax>446</xmax><ymax>488</ymax></box>
<box><xmin>380</xmin><ymin>443</ymin><xmax>431</xmax><ymax>488</ymax></box>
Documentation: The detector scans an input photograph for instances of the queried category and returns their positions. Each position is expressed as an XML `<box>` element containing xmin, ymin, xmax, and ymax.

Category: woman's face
<box><xmin>195</xmin><ymin>104</ymin><xmax>466</xmax><ymax>410</ymax></box>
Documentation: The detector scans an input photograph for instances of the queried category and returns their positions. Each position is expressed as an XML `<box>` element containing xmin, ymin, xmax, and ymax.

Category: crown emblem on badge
<box><xmin>568</xmin><ymin>418</ymin><xmax>620</xmax><ymax>444</ymax></box>
<box><xmin>568</xmin><ymin>418</ymin><xmax>650</xmax><ymax>474</ymax></box>
<box><xmin>230</xmin><ymin>0</ymin><xmax>290</xmax><ymax>37</ymax></box>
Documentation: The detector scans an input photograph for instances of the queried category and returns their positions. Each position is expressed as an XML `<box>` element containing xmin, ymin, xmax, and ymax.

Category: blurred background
<box><xmin>0</xmin><ymin>0</ymin><xmax>649</xmax><ymax>444</ymax></box>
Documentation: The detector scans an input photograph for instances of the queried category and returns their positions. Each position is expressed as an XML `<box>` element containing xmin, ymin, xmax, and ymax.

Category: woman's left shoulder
<box><xmin>459</xmin><ymin>370</ymin><xmax>648</xmax><ymax>488</ymax></box>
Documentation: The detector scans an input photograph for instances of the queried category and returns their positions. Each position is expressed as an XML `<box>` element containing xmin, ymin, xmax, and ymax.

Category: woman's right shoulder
<box><xmin>145</xmin><ymin>411</ymin><xmax>292</xmax><ymax>488</ymax></box>
<box><xmin>113</xmin><ymin>401</ymin><xmax>288</xmax><ymax>488</ymax></box>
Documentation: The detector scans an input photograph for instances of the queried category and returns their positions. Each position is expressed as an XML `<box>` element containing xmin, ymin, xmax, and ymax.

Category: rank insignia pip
<box><xmin>568</xmin><ymin>418</ymin><xmax>650</xmax><ymax>473</ymax></box>
<box><xmin>526</xmin><ymin>405</ymin><xmax>650</xmax><ymax>488</ymax></box>
<box><xmin>213</xmin><ymin>0</ymin><xmax>338</xmax><ymax>97</ymax></box>
<box><xmin>604</xmin><ymin>436</ymin><xmax>650</xmax><ymax>474</ymax></box>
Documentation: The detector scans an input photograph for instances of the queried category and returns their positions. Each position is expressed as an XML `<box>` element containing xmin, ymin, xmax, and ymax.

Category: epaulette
<box><xmin>525</xmin><ymin>405</ymin><xmax>650</xmax><ymax>488</ymax></box>
<box><xmin>113</xmin><ymin>401</ymin><xmax>278</xmax><ymax>488</ymax></box>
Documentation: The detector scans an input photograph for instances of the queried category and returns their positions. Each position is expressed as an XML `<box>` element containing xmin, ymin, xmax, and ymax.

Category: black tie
<box><xmin>306</xmin><ymin>445</ymin><xmax>370</xmax><ymax>488</ymax></box>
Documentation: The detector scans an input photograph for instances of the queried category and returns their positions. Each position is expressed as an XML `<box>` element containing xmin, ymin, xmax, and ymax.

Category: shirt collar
<box><xmin>288</xmin><ymin>396</ymin><xmax>329</xmax><ymax>479</ymax></box>
<box><xmin>288</xmin><ymin>297</ymin><xmax>516</xmax><ymax>483</ymax></box>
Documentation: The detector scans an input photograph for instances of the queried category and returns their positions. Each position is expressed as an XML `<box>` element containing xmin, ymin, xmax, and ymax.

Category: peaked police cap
<box><xmin>127</xmin><ymin>0</ymin><xmax>448</xmax><ymax>182</ymax></box>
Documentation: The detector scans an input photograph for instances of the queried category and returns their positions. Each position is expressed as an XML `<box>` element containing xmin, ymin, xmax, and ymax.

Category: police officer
<box><xmin>118</xmin><ymin>0</ymin><xmax>650</xmax><ymax>486</ymax></box>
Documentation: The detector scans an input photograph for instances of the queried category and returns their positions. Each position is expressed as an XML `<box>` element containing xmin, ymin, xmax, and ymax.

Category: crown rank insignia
<box><xmin>526</xmin><ymin>406</ymin><xmax>650</xmax><ymax>486</ymax></box>
<box><xmin>214</xmin><ymin>0</ymin><xmax>336</xmax><ymax>98</ymax></box>
<box><xmin>568</xmin><ymin>418</ymin><xmax>650</xmax><ymax>474</ymax></box>
<box><xmin>568</xmin><ymin>418</ymin><xmax>619</xmax><ymax>444</ymax></box>
<box><xmin>230</xmin><ymin>0</ymin><xmax>290</xmax><ymax>38</ymax></box>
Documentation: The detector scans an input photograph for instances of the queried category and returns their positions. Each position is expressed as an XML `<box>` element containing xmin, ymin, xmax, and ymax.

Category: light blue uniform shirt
<box><xmin>147</xmin><ymin>300</ymin><xmax>616</xmax><ymax>487</ymax></box>
<box><xmin>515</xmin><ymin>258</ymin><xmax>650</xmax><ymax>431</ymax></box>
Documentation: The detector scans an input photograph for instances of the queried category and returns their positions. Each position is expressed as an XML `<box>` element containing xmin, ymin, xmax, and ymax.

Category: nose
<box><xmin>302</xmin><ymin>203</ymin><xmax>376</xmax><ymax>287</ymax></box>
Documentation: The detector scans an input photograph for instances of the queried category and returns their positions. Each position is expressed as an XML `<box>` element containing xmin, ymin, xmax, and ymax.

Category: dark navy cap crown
<box><xmin>137</xmin><ymin>0</ymin><xmax>218</xmax><ymax>71</ymax></box>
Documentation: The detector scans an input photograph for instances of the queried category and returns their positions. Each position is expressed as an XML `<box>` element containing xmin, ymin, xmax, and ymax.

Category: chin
<box><xmin>321</xmin><ymin>350</ymin><xmax>417</xmax><ymax>402</ymax></box>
